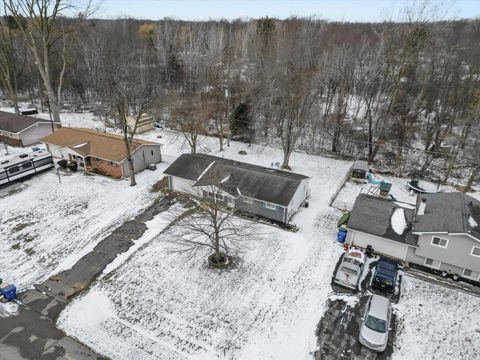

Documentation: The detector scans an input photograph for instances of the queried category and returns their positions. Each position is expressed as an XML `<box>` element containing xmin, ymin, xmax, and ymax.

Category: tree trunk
<box><xmin>281</xmin><ymin>147</ymin><xmax>292</xmax><ymax>170</ymax></box>
<box><xmin>464</xmin><ymin>164</ymin><xmax>480</xmax><ymax>193</ymax></box>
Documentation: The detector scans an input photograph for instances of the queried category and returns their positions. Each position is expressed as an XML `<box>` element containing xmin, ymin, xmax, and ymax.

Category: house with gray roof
<box><xmin>0</xmin><ymin>111</ymin><xmax>61</xmax><ymax>147</ymax></box>
<box><xmin>163</xmin><ymin>153</ymin><xmax>310</xmax><ymax>223</ymax></box>
<box><xmin>346</xmin><ymin>192</ymin><xmax>480</xmax><ymax>282</ymax></box>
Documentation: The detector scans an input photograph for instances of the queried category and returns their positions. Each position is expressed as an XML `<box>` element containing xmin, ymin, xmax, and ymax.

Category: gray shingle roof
<box><xmin>163</xmin><ymin>153</ymin><xmax>309</xmax><ymax>206</ymax></box>
<box><xmin>413</xmin><ymin>192</ymin><xmax>480</xmax><ymax>240</ymax></box>
<box><xmin>0</xmin><ymin>111</ymin><xmax>59</xmax><ymax>133</ymax></box>
<box><xmin>348</xmin><ymin>194</ymin><xmax>418</xmax><ymax>246</ymax></box>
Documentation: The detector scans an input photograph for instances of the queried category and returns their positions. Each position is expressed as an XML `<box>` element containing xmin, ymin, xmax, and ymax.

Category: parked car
<box><xmin>371</xmin><ymin>257</ymin><xmax>398</xmax><ymax>293</ymax></box>
<box><xmin>359</xmin><ymin>294</ymin><xmax>392</xmax><ymax>352</ymax></box>
<box><xmin>333</xmin><ymin>249</ymin><xmax>366</xmax><ymax>290</ymax></box>
<box><xmin>154</xmin><ymin>121</ymin><xmax>163</xmax><ymax>129</ymax></box>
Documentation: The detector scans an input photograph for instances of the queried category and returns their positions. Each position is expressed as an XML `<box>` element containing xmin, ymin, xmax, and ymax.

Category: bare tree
<box><xmin>0</xmin><ymin>10</ymin><xmax>22</xmax><ymax>113</ymax></box>
<box><xmin>168</xmin><ymin>185</ymin><xmax>252</xmax><ymax>266</ymax></box>
<box><xmin>4</xmin><ymin>0</ymin><xmax>93</xmax><ymax>124</ymax></box>
<box><xmin>170</xmin><ymin>93</ymin><xmax>211</xmax><ymax>154</ymax></box>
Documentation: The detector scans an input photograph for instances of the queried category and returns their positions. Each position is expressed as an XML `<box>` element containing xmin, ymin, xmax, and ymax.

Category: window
<box><xmin>424</xmin><ymin>257</ymin><xmax>441</xmax><ymax>269</ymax></box>
<box><xmin>463</xmin><ymin>269</ymin><xmax>480</xmax><ymax>280</ymax></box>
<box><xmin>215</xmin><ymin>194</ymin><xmax>224</xmax><ymax>201</ymax></box>
<box><xmin>471</xmin><ymin>246</ymin><xmax>480</xmax><ymax>257</ymax></box>
<box><xmin>22</xmin><ymin>162</ymin><xmax>32</xmax><ymax>170</ymax></box>
<box><xmin>265</xmin><ymin>202</ymin><xmax>276</xmax><ymax>210</ymax></box>
<box><xmin>7</xmin><ymin>166</ymin><xmax>19</xmax><ymax>174</ymax></box>
<box><xmin>208</xmin><ymin>192</ymin><xmax>214</xmax><ymax>198</ymax></box>
<box><xmin>151</xmin><ymin>150</ymin><xmax>154</xmax><ymax>156</ymax></box>
<box><xmin>431</xmin><ymin>236</ymin><xmax>448</xmax><ymax>248</ymax></box>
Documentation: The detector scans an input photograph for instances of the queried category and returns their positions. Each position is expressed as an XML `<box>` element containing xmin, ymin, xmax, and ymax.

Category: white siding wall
<box><xmin>46</xmin><ymin>144</ymin><xmax>80</xmax><ymax>161</ymax></box>
<box><xmin>346</xmin><ymin>229</ymin><xmax>410</xmax><ymax>261</ymax></box>
<box><xmin>286</xmin><ymin>178</ymin><xmax>310</xmax><ymax>221</ymax></box>
<box><xmin>120</xmin><ymin>144</ymin><xmax>162</xmax><ymax>178</ymax></box>
<box><xmin>170</xmin><ymin>176</ymin><xmax>197</xmax><ymax>195</ymax></box>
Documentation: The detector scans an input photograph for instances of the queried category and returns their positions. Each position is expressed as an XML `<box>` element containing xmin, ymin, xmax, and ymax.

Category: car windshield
<box><xmin>365</xmin><ymin>315</ymin><xmax>387</xmax><ymax>333</ymax></box>
<box><xmin>341</xmin><ymin>267</ymin><xmax>358</xmax><ymax>276</ymax></box>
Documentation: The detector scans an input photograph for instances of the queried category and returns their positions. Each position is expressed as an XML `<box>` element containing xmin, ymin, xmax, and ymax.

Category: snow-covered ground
<box><xmin>57</xmin><ymin>138</ymin><xmax>352</xmax><ymax>360</ymax></box>
<box><xmin>0</xmin><ymin>167</ymin><xmax>165</xmax><ymax>290</ymax></box>
<box><xmin>394</xmin><ymin>275</ymin><xmax>480</xmax><ymax>360</ymax></box>
<box><xmin>2</xmin><ymin>106</ymin><xmax>480</xmax><ymax>359</ymax></box>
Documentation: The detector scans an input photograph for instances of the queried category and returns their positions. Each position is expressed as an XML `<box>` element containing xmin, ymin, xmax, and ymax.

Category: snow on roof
<box><xmin>71</xmin><ymin>142</ymin><xmax>89</xmax><ymax>148</ymax></box>
<box><xmin>196</xmin><ymin>161</ymin><xmax>215</xmax><ymax>181</ymax></box>
<box><xmin>219</xmin><ymin>174</ymin><xmax>230</xmax><ymax>184</ymax></box>
<box><xmin>391</xmin><ymin>208</ymin><xmax>407</xmax><ymax>235</ymax></box>
<box><xmin>469</xmin><ymin>216</ymin><xmax>478</xmax><ymax>229</ymax></box>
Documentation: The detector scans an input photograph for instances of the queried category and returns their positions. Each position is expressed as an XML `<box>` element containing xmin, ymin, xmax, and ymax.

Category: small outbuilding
<box><xmin>350</xmin><ymin>160</ymin><xmax>368</xmax><ymax>182</ymax></box>
<box><xmin>42</xmin><ymin>127</ymin><xmax>161</xmax><ymax>179</ymax></box>
<box><xmin>126</xmin><ymin>113</ymin><xmax>155</xmax><ymax>133</ymax></box>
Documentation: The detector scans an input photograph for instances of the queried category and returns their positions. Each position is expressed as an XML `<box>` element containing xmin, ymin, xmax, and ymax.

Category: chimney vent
<box><xmin>418</xmin><ymin>198</ymin><xmax>427</xmax><ymax>216</ymax></box>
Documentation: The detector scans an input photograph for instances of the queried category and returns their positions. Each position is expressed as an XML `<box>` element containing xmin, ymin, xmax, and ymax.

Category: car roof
<box><xmin>369</xmin><ymin>295</ymin><xmax>390</xmax><ymax>319</ymax></box>
<box><xmin>378</xmin><ymin>258</ymin><xmax>397</xmax><ymax>270</ymax></box>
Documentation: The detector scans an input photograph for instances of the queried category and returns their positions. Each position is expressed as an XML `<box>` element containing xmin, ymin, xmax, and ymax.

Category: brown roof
<box><xmin>0</xmin><ymin>111</ymin><xmax>59</xmax><ymax>133</ymax></box>
<box><xmin>41</xmin><ymin>127</ymin><xmax>159</xmax><ymax>162</ymax></box>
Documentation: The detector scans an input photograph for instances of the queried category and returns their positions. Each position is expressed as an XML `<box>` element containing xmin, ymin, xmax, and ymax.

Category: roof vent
<box><xmin>418</xmin><ymin>198</ymin><xmax>427</xmax><ymax>216</ymax></box>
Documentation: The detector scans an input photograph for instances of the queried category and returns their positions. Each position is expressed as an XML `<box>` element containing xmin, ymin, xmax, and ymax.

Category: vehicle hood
<box><xmin>360</xmin><ymin>324</ymin><xmax>388</xmax><ymax>346</ymax></box>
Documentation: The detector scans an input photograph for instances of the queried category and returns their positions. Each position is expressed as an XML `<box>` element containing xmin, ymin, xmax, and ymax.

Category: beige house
<box><xmin>126</xmin><ymin>113</ymin><xmax>155</xmax><ymax>133</ymax></box>
<box><xmin>42</xmin><ymin>127</ymin><xmax>161</xmax><ymax>179</ymax></box>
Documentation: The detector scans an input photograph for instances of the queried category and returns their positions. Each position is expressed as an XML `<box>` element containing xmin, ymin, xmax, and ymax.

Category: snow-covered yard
<box><xmin>0</xmin><ymin>167</ymin><xmax>166</xmax><ymax>290</ymax></box>
<box><xmin>1</xmin><ymin>106</ymin><xmax>479</xmax><ymax>359</ymax></box>
<box><xmin>56</xmin><ymin>140</ymin><xmax>352</xmax><ymax>360</ymax></box>
<box><xmin>394</xmin><ymin>275</ymin><xmax>480</xmax><ymax>360</ymax></box>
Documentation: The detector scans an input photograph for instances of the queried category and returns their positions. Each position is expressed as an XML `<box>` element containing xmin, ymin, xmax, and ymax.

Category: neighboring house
<box><xmin>163</xmin><ymin>153</ymin><xmax>310</xmax><ymax>223</ymax></box>
<box><xmin>346</xmin><ymin>192</ymin><xmax>480</xmax><ymax>282</ymax></box>
<box><xmin>0</xmin><ymin>111</ymin><xmax>61</xmax><ymax>147</ymax></box>
<box><xmin>42</xmin><ymin>127</ymin><xmax>161</xmax><ymax>179</ymax></box>
<box><xmin>126</xmin><ymin>113</ymin><xmax>154</xmax><ymax>133</ymax></box>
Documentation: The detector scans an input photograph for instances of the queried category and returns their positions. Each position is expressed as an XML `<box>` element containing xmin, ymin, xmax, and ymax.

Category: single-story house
<box><xmin>42</xmin><ymin>127</ymin><xmax>161</xmax><ymax>179</ymax></box>
<box><xmin>163</xmin><ymin>153</ymin><xmax>310</xmax><ymax>223</ymax></box>
<box><xmin>0</xmin><ymin>111</ymin><xmax>61</xmax><ymax>147</ymax></box>
<box><xmin>126</xmin><ymin>113</ymin><xmax>155</xmax><ymax>133</ymax></box>
<box><xmin>346</xmin><ymin>192</ymin><xmax>480</xmax><ymax>282</ymax></box>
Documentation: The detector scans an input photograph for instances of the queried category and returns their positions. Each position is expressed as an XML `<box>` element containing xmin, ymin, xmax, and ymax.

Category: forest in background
<box><xmin>1</xmin><ymin>0</ymin><xmax>480</xmax><ymax>189</ymax></box>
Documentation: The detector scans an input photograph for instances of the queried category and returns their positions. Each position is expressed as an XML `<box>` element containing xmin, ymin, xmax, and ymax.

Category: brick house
<box><xmin>0</xmin><ymin>111</ymin><xmax>61</xmax><ymax>147</ymax></box>
<box><xmin>42</xmin><ymin>128</ymin><xmax>161</xmax><ymax>179</ymax></box>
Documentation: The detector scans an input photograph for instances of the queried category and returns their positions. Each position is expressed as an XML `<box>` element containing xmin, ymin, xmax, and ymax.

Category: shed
<box><xmin>351</xmin><ymin>160</ymin><xmax>368</xmax><ymax>181</ymax></box>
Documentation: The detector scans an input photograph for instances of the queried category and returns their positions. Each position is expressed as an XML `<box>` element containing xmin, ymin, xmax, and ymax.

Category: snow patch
<box><xmin>71</xmin><ymin>142</ymin><xmax>89</xmax><ymax>148</ymax></box>
<box><xmin>468</xmin><ymin>216</ymin><xmax>478</xmax><ymax>229</ymax></box>
<box><xmin>219</xmin><ymin>174</ymin><xmax>230</xmax><ymax>183</ymax></box>
<box><xmin>196</xmin><ymin>161</ymin><xmax>215</xmax><ymax>181</ymax></box>
<box><xmin>391</xmin><ymin>208</ymin><xmax>407</xmax><ymax>235</ymax></box>
<box><xmin>101</xmin><ymin>204</ymin><xmax>185</xmax><ymax>277</ymax></box>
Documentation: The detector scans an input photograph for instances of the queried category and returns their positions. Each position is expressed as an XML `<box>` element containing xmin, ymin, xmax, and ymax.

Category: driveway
<box><xmin>0</xmin><ymin>194</ymin><xmax>175</xmax><ymax>359</ymax></box>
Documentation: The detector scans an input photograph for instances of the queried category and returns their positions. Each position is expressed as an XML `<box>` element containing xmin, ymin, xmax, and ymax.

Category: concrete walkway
<box><xmin>0</xmin><ymin>194</ymin><xmax>175</xmax><ymax>360</ymax></box>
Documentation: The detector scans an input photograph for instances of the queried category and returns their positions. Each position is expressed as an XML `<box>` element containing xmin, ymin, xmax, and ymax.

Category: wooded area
<box><xmin>1</xmin><ymin>0</ymin><xmax>479</xmax><ymax>189</ymax></box>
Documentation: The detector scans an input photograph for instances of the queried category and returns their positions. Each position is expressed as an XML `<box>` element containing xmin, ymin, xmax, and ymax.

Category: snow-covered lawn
<box><xmin>0</xmin><ymin>167</ymin><xmax>166</xmax><ymax>290</ymax></box>
<box><xmin>393</xmin><ymin>275</ymin><xmax>480</xmax><ymax>360</ymax></box>
<box><xmin>57</xmin><ymin>146</ymin><xmax>352</xmax><ymax>360</ymax></box>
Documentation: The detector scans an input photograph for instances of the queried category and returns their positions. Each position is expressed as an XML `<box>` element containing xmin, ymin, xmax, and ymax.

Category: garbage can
<box><xmin>1</xmin><ymin>285</ymin><xmax>17</xmax><ymax>301</ymax></box>
<box><xmin>337</xmin><ymin>228</ymin><xmax>347</xmax><ymax>243</ymax></box>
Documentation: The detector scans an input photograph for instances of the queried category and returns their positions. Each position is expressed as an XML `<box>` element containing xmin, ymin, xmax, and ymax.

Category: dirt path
<box><xmin>0</xmin><ymin>194</ymin><xmax>175</xmax><ymax>360</ymax></box>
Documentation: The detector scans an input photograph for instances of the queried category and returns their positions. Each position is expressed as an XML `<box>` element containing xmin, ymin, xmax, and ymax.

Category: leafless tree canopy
<box><xmin>168</xmin><ymin>186</ymin><xmax>254</xmax><ymax>264</ymax></box>
<box><xmin>1</xmin><ymin>1</ymin><xmax>480</xmax><ymax>187</ymax></box>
